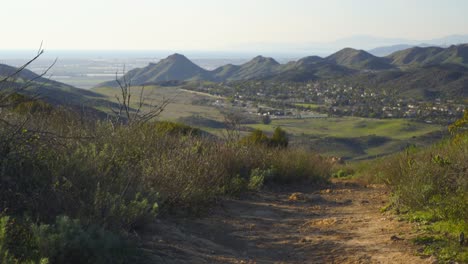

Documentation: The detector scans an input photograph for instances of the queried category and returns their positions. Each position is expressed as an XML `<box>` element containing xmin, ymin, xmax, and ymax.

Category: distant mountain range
<box><xmin>230</xmin><ymin>34</ymin><xmax>468</xmax><ymax>56</ymax></box>
<box><xmin>367</xmin><ymin>44</ymin><xmax>437</xmax><ymax>57</ymax></box>
<box><xmin>98</xmin><ymin>44</ymin><xmax>468</xmax><ymax>87</ymax></box>
<box><xmin>331</xmin><ymin>34</ymin><xmax>468</xmax><ymax>51</ymax></box>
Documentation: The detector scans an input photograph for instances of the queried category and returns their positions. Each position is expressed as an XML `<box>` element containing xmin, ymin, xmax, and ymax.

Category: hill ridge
<box><xmin>96</xmin><ymin>44</ymin><xmax>468</xmax><ymax>87</ymax></box>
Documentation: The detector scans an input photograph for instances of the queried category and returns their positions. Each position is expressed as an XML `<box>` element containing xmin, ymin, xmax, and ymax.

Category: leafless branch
<box><xmin>0</xmin><ymin>42</ymin><xmax>45</xmax><ymax>84</ymax></box>
<box><xmin>109</xmin><ymin>66</ymin><xmax>172</xmax><ymax>126</ymax></box>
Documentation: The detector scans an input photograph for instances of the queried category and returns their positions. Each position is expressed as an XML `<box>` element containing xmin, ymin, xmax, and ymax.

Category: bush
<box><xmin>270</xmin><ymin>127</ymin><xmax>288</xmax><ymax>148</ymax></box>
<box><xmin>360</xmin><ymin>134</ymin><xmax>468</xmax><ymax>262</ymax></box>
<box><xmin>240</xmin><ymin>129</ymin><xmax>269</xmax><ymax>146</ymax></box>
<box><xmin>240</xmin><ymin>127</ymin><xmax>289</xmax><ymax>148</ymax></box>
<box><xmin>32</xmin><ymin>216</ymin><xmax>132</xmax><ymax>264</ymax></box>
<box><xmin>0</xmin><ymin>102</ymin><xmax>331</xmax><ymax>262</ymax></box>
<box><xmin>267</xmin><ymin>148</ymin><xmax>331</xmax><ymax>184</ymax></box>
<box><xmin>248</xmin><ymin>168</ymin><xmax>275</xmax><ymax>191</ymax></box>
<box><xmin>0</xmin><ymin>215</ymin><xmax>133</xmax><ymax>264</ymax></box>
<box><xmin>378</xmin><ymin>137</ymin><xmax>468</xmax><ymax>220</ymax></box>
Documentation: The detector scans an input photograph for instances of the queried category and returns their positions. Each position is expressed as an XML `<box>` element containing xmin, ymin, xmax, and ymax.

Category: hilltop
<box><xmin>219</xmin><ymin>55</ymin><xmax>281</xmax><ymax>81</ymax></box>
<box><xmin>325</xmin><ymin>48</ymin><xmax>394</xmax><ymax>70</ymax></box>
<box><xmin>99</xmin><ymin>53</ymin><xmax>211</xmax><ymax>87</ymax></box>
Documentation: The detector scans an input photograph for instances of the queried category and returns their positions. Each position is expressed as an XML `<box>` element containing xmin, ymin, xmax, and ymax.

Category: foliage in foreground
<box><xmin>0</xmin><ymin>101</ymin><xmax>331</xmax><ymax>263</ymax></box>
<box><xmin>356</xmin><ymin>111</ymin><xmax>468</xmax><ymax>263</ymax></box>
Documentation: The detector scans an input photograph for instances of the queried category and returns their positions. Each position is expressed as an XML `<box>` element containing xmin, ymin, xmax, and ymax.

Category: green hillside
<box><xmin>274</xmin><ymin>58</ymin><xmax>356</xmax><ymax>81</ymax></box>
<box><xmin>222</xmin><ymin>56</ymin><xmax>281</xmax><ymax>81</ymax></box>
<box><xmin>98</xmin><ymin>53</ymin><xmax>211</xmax><ymax>87</ymax></box>
<box><xmin>325</xmin><ymin>48</ymin><xmax>394</xmax><ymax>70</ymax></box>
<box><xmin>338</xmin><ymin>63</ymin><xmax>468</xmax><ymax>99</ymax></box>
<box><xmin>387</xmin><ymin>44</ymin><xmax>468</xmax><ymax>68</ymax></box>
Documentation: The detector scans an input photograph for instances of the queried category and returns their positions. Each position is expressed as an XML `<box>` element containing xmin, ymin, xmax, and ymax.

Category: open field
<box><xmin>92</xmin><ymin>86</ymin><xmax>226</xmax><ymax>122</ymax></box>
<box><xmin>248</xmin><ymin>118</ymin><xmax>444</xmax><ymax>160</ymax></box>
<box><xmin>249</xmin><ymin>117</ymin><xmax>442</xmax><ymax>140</ymax></box>
<box><xmin>294</xmin><ymin>103</ymin><xmax>323</xmax><ymax>109</ymax></box>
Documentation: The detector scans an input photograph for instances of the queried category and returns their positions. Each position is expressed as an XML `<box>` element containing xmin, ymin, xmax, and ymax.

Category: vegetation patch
<box><xmin>353</xmin><ymin>111</ymin><xmax>468</xmax><ymax>263</ymax></box>
<box><xmin>0</xmin><ymin>94</ymin><xmax>332</xmax><ymax>262</ymax></box>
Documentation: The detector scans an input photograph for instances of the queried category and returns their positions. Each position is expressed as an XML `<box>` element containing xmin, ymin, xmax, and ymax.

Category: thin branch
<box><xmin>0</xmin><ymin>45</ymin><xmax>45</xmax><ymax>84</ymax></box>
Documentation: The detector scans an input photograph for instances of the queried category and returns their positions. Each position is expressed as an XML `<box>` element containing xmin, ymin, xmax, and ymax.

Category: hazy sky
<box><xmin>2</xmin><ymin>0</ymin><xmax>468</xmax><ymax>50</ymax></box>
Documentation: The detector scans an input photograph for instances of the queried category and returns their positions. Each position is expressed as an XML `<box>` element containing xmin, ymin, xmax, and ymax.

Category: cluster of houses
<box><xmin>185</xmin><ymin>81</ymin><xmax>466</xmax><ymax>124</ymax></box>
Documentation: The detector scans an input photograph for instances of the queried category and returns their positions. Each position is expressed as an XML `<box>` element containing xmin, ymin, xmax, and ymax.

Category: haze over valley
<box><xmin>0</xmin><ymin>1</ymin><xmax>467</xmax><ymax>263</ymax></box>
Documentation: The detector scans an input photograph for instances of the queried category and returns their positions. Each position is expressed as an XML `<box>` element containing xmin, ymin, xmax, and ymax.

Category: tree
<box><xmin>261</xmin><ymin>115</ymin><xmax>271</xmax><ymax>125</ymax></box>
<box><xmin>270</xmin><ymin>127</ymin><xmax>288</xmax><ymax>148</ymax></box>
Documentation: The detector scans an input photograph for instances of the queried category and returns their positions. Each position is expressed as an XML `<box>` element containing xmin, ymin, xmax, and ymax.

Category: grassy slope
<box><xmin>92</xmin><ymin>86</ymin><xmax>226</xmax><ymax>122</ymax></box>
<box><xmin>249</xmin><ymin>117</ymin><xmax>440</xmax><ymax>139</ymax></box>
<box><xmin>248</xmin><ymin>117</ymin><xmax>444</xmax><ymax>159</ymax></box>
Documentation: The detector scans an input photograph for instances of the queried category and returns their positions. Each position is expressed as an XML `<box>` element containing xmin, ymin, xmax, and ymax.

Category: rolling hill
<box><xmin>98</xmin><ymin>53</ymin><xmax>211</xmax><ymax>87</ymax></box>
<box><xmin>0</xmin><ymin>63</ymin><xmax>115</xmax><ymax>113</ymax></box>
<box><xmin>325</xmin><ymin>48</ymin><xmax>394</xmax><ymax>70</ymax></box>
<box><xmin>387</xmin><ymin>44</ymin><xmax>468</xmax><ymax>68</ymax></box>
<box><xmin>337</xmin><ymin>63</ymin><xmax>468</xmax><ymax>99</ymax></box>
<box><xmin>272</xmin><ymin>56</ymin><xmax>356</xmax><ymax>81</ymax></box>
<box><xmin>220</xmin><ymin>56</ymin><xmax>281</xmax><ymax>81</ymax></box>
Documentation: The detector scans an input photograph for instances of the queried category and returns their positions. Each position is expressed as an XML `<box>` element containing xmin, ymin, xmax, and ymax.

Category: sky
<box><xmin>1</xmin><ymin>0</ymin><xmax>468</xmax><ymax>51</ymax></box>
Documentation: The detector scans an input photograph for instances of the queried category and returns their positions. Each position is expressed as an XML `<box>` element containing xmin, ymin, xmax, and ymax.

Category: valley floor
<box><xmin>144</xmin><ymin>180</ymin><xmax>433</xmax><ymax>263</ymax></box>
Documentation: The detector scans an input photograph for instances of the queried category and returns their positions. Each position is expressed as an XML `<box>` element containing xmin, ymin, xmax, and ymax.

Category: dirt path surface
<box><xmin>144</xmin><ymin>180</ymin><xmax>432</xmax><ymax>263</ymax></box>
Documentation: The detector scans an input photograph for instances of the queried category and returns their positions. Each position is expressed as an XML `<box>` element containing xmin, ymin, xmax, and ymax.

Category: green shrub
<box><xmin>0</xmin><ymin>216</ymin><xmax>17</xmax><ymax>264</ymax></box>
<box><xmin>332</xmin><ymin>168</ymin><xmax>355</xmax><ymax>178</ymax></box>
<box><xmin>240</xmin><ymin>129</ymin><xmax>269</xmax><ymax>146</ymax></box>
<box><xmin>32</xmin><ymin>216</ymin><xmax>132</xmax><ymax>264</ymax></box>
<box><xmin>270</xmin><ymin>127</ymin><xmax>288</xmax><ymax>148</ymax></box>
<box><xmin>248</xmin><ymin>168</ymin><xmax>276</xmax><ymax>191</ymax></box>
<box><xmin>267</xmin><ymin>148</ymin><xmax>331</xmax><ymax>183</ymax></box>
<box><xmin>0</xmin><ymin>104</ymin><xmax>332</xmax><ymax>262</ymax></box>
<box><xmin>240</xmin><ymin>127</ymin><xmax>289</xmax><ymax>148</ymax></box>
<box><xmin>0</xmin><ymin>215</ymin><xmax>133</xmax><ymax>264</ymax></box>
<box><xmin>359</xmin><ymin>127</ymin><xmax>468</xmax><ymax>262</ymax></box>
<box><xmin>378</xmin><ymin>137</ymin><xmax>468</xmax><ymax>220</ymax></box>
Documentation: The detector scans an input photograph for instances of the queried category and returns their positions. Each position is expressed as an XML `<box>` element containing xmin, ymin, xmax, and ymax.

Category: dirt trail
<box><xmin>144</xmin><ymin>180</ymin><xmax>432</xmax><ymax>263</ymax></box>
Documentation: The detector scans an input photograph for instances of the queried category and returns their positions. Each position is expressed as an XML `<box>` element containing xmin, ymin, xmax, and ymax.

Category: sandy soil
<box><xmin>143</xmin><ymin>179</ymin><xmax>433</xmax><ymax>263</ymax></box>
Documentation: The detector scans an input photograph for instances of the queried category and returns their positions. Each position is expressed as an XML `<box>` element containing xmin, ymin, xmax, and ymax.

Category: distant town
<box><xmin>184</xmin><ymin>80</ymin><xmax>466</xmax><ymax>124</ymax></box>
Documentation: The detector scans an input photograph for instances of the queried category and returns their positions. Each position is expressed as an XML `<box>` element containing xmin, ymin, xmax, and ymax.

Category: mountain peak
<box><xmin>326</xmin><ymin>47</ymin><xmax>393</xmax><ymax>70</ymax></box>
<box><xmin>251</xmin><ymin>55</ymin><xmax>279</xmax><ymax>65</ymax></box>
<box><xmin>165</xmin><ymin>53</ymin><xmax>191</xmax><ymax>62</ymax></box>
<box><xmin>333</xmin><ymin>48</ymin><xmax>372</xmax><ymax>57</ymax></box>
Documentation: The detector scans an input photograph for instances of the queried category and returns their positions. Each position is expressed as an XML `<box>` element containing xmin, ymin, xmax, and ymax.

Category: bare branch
<box><xmin>109</xmin><ymin>66</ymin><xmax>171</xmax><ymax>126</ymax></box>
<box><xmin>0</xmin><ymin>46</ymin><xmax>45</xmax><ymax>84</ymax></box>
